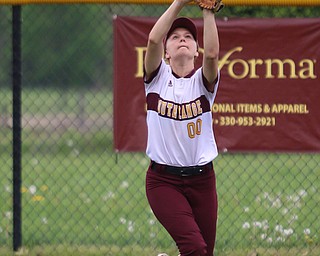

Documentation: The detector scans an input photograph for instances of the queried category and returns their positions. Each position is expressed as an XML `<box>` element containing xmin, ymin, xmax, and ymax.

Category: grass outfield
<box><xmin>0</xmin><ymin>245</ymin><xmax>320</xmax><ymax>256</ymax></box>
<box><xmin>1</xmin><ymin>88</ymin><xmax>319</xmax><ymax>255</ymax></box>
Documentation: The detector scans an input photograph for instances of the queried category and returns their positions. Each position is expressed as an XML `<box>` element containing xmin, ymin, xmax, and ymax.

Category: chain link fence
<box><xmin>1</xmin><ymin>3</ymin><xmax>320</xmax><ymax>256</ymax></box>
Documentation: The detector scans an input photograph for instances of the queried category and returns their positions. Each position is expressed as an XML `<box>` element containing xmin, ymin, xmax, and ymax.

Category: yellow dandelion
<box><xmin>21</xmin><ymin>187</ymin><xmax>28</xmax><ymax>193</ymax></box>
<box><xmin>40</xmin><ymin>185</ymin><xmax>48</xmax><ymax>192</ymax></box>
<box><xmin>305</xmin><ymin>235</ymin><xmax>314</xmax><ymax>246</ymax></box>
<box><xmin>32</xmin><ymin>195</ymin><xmax>45</xmax><ymax>202</ymax></box>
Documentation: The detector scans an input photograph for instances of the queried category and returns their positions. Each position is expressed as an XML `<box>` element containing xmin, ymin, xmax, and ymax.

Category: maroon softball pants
<box><xmin>146</xmin><ymin>163</ymin><xmax>218</xmax><ymax>256</ymax></box>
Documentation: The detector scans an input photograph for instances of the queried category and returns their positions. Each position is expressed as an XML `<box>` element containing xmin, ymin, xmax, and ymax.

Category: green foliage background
<box><xmin>1</xmin><ymin>5</ymin><xmax>319</xmax><ymax>88</ymax></box>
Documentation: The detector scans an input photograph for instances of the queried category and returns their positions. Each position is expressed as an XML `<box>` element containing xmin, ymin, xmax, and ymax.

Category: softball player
<box><xmin>144</xmin><ymin>0</ymin><xmax>220</xmax><ymax>255</ymax></box>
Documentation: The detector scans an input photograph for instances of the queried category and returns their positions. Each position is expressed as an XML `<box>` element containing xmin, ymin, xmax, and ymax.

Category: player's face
<box><xmin>165</xmin><ymin>28</ymin><xmax>198</xmax><ymax>61</ymax></box>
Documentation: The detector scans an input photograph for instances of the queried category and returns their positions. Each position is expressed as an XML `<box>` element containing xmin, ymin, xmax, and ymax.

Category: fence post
<box><xmin>12</xmin><ymin>5</ymin><xmax>22</xmax><ymax>252</ymax></box>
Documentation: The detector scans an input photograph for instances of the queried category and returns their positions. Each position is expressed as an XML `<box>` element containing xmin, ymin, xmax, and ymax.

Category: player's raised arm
<box><xmin>202</xmin><ymin>9</ymin><xmax>220</xmax><ymax>92</ymax></box>
<box><xmin>144</xmin><ymin>0</ymin><xmax>192</xmax><ymax>81</ymax></box>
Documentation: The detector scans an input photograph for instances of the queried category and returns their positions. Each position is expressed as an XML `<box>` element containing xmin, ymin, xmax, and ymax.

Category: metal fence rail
<box><xmin>1</xmin><ymin>4</ymin><xmax>319</xmax><ymax>256</ymax></box>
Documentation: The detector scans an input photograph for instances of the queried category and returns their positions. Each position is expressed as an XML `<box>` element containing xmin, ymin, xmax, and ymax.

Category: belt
<box><xmin>150</xmin><ymin>161</ymin><xmax>212</xmax><ymax>177</ymax></box>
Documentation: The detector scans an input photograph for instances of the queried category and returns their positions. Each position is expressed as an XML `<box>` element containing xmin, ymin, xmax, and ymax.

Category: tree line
<box><xmin>0</xmin><ymin>4</ymin><xmax>318</xmax><ymax>88</ymax></box>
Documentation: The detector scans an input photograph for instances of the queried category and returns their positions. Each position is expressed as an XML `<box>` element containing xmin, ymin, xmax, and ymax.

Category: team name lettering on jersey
<box><xmin>158</xmin><ymin>99</ymin><xmax>202</xmax><ymax>120</ymax></box>
<box><xmin>147</xmin><ymin>93</ymin><xmax>211</xmax><ymax>121</ymax></box>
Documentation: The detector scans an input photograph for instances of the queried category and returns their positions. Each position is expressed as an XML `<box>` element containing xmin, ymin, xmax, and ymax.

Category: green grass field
<box><xmin>1</xmin><ymin>88</ymin><xmax>319</xmax><ymax>255</ymax></box>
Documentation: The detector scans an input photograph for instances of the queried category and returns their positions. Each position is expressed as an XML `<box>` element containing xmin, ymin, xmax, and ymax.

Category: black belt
<box><xmin>150</xmin><ymin>161</ymin><xmax>213</xmax><ymax>177</ymax></box>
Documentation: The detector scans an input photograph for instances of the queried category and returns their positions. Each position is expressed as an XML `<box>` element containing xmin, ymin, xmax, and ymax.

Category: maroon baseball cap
<box><xmin>165</xmin><ymin>17</ymin><xmax>198</xmax><ymax>44</ymax></box>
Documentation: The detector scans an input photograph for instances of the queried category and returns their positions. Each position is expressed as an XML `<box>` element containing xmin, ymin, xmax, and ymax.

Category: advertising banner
<box><xmin>113</xmin><ymin>16</ymin><xmax>320</xmax><ymax>152</ymax></box>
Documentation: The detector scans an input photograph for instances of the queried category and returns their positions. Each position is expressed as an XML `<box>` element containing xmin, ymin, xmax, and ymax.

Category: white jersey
<box><xmin>145</xmin><ymin>59</ymin><xmax>219</xmax><ymax>167</ymax></box>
